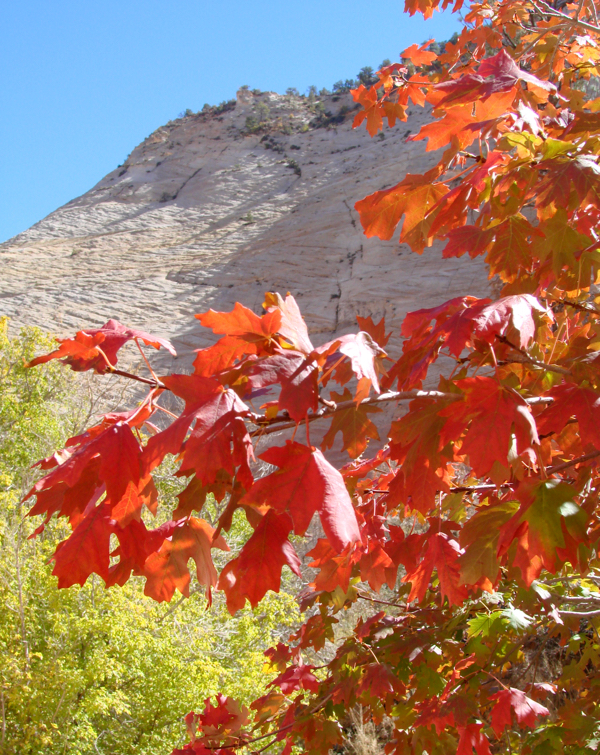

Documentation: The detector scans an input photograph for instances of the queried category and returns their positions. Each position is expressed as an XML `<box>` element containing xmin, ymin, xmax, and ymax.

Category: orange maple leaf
<box><xmin>401</xmin><ymin>40</ymin><xmax>437</xmax><ymax>66</ymax></box>
<box><xmin>351</xmin><ymin>84</ymin><xmax>383</xmax><ymax>136</ymax></box>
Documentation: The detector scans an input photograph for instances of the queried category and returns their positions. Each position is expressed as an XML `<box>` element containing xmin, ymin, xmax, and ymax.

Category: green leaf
<box><xmin>501</xmin><ymin>606</ymin><xmax>532</xmax><ymax>631</ymax></box>
<box><xmin>459</xmin><ymin>500</ymin><xmax>520</xmax><ymax>585</ymax></box>
<box><xmin>467</xmin><ymin>611</ymin><xmax>503</xmax><ymax>639</ymax></box>
<box><xmin>524</xmin><ymin>480</ymin><xmax>588</xmax><ymax>570</ymax></box>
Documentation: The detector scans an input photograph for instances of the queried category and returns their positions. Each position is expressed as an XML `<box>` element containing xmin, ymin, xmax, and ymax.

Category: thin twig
<box><xmin>356</xmin><ymin>590</ymin><xmax>405</xmax><ymax>608</ymax></box>
<box><xmin>247</xmin><ymin>389</ymin><xmax>461</xmax><ymax>436</ymax></box>
<box><xmin>558</xmin><ymin>608</ymin><xmax>600</xmax><ymax>617</ymax></box>
<box><xmin>531</xmin><ymin>0</ymin><xmax>600</xmax><ymax>31</ymax></box>
<box><xmin>560</xmin><ymin>299</ymin><xmax>600</xmax><ymax>315</ymax></box>
<box><xmin>247</xmin><ymin>390</ymin><xmax>552</xmax><ymax>437</ymax></box>
<box><xmin>1</xmin><ymin>691</ymin><xmax>5</xmax><ymax>748</ymax></box>
<box><xmin>109</xmin><ymin>368</ymin><xmax>165</xmax><ymax>389</ymax></box>
<box><xmin>135</xmin><ymin>338</ymin><xmax>160</xmax><ymax>382</ymax></box>
<box><xmin>546</xmin><ymin>450</ymin><xmax>600</xmax><ymax>475</ymax></box>
<box><xmin>371</xmin><ymin>449</ymin><xmax>600</xmax><ymax>497</ymax></box>
<box><xmin>495</xmin><ymin>335</ymin><xmax>571</xmax><ymax>376</ymax></box>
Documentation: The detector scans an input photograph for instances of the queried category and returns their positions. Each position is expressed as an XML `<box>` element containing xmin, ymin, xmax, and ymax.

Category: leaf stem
<box><xmin>134</xmin><ymin>338</ymin><xmax>161</xmax><ymax>383</ymax></box>
<box><xmin>108</xmin><ymin>368</ymin><xmax>166</xmax><ymax>390</ymax></box>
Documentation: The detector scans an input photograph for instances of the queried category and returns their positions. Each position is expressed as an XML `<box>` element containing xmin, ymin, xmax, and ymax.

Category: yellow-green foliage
<box><xmin>0</xmin><ymin>319</ymin><xmax>299</xmax><ymax>755</ymax></box>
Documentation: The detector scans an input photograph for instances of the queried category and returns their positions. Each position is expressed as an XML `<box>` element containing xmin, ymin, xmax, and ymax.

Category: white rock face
<box><xmin>0</xmin><ymin>91</ymin><xmax>490</xmax><ymax>369</ymax></box>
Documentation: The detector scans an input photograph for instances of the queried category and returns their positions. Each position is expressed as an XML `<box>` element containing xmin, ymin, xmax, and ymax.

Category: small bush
<box><xmin>332</xmin><ymin>79</ymin><xmax>356</xmax><ymax>93</ymax></box>
<box><xmin>357</xmin><ymin>66</ymin><xmax>376</xmax><ymax>86</ymax></box>
<box><xmin>286</xmin><ymin>159</ymin><xmax>301</xmax><ymax>176</ymax></box>
<box><xmin>244</xmin><ymin>102</ymin><xmax>271</xmax><ymax>134</ymax></box>
<box><xmin>214</xmin><ymin>99</ymin><xmax>236</xmax><ymax>115</ymax></box>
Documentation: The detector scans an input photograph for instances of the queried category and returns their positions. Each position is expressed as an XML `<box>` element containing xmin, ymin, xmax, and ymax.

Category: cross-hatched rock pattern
<box><xmin>1</xmin><ymin>90</ymin><xmax>490</xmax><ymax>371</ymax></box>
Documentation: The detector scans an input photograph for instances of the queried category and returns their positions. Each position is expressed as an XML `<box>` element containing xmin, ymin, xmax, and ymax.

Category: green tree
<box><xmin>0</xmin><ymin>320</ymin><xmax>299</xmax><ymax>754</ymax></box>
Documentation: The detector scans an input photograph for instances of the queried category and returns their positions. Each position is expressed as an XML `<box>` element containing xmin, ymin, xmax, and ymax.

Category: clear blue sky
<box><xmin>0</xmin><ymin>1</ymin><xmax>459</xmax><ymax>243</ymax></box>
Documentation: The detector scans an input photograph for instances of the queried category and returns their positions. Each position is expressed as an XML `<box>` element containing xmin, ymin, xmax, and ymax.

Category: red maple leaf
<box><xmin>359</xmin><ymin>541</ymin><xmax>397</xmax><ymax>592</ymax></box>
<box><xmin>322</xmin><ymin>388</ymin><xmax>381</xmax><ymax>459</ymax></box>
<box><xmin>410</xmin><ymin>107</ymin><xmax>477</xmax><ymax>152</ymax></box>
<box><xmin>384</xmin><ymin>296</ymin><xmax>489</xmax><ymax>390</ymax></box>
<box><xmin>358</xmin><ymin>663</ymin><xmax>406</xmax><ymax>705</ymax></box>
<box><xmin>440</xmin><ymin>377</ymin><xmax>539</xmax><ymax>477</ymax></box>
<box><xmin>218</xmin><ymin>511</ymin><xmax>301</xmax><ymax>613</ymax></box>
<box><xmin>241</xmin><ymin>441</ymin><xmax>361</xmax><ymax>552</ymax></box>
<box><xmin>356</xmin><ymin>315</ymin><xmax>391</xmax><ymax>348</ymax></box>
<box><xmin>307</xmin><ymin>538</ymin><xmax>358</xmax><ymax>593</ymax></box>
<box><xmin>107</xmin><ymin>518</ymin><xmax>182</xmax><ymax>587</ymax></box>
<box><xmin>386</xmin><ymin>397</ymin><xmax>454</xmax><ymax>513</ymax></box>
<box><xmin>263</xmin><ymin>292</ymin><xmax>314</xmax><ymax>354</ymax></box>
<box><xmin>403</xmin><ymin>532</ymin><xmax>469</xmax><ymax>606</ymax></box>
<box><xmin>270</xmin><ymin>664</ymin><xmax>320</xmax><ymax>694</ymax></box>
<box><xmin>193</xmin><ymin>303</ymin><xmax>282</xmax><ymax>375</ymax></box>
<box><xmin>432</xmin><ymin>50</ymin><xmax>554</xmax><ymax>109</ymax></box>
<box><xmin>537</xmin><ymin>383</ymin><xmax>600</xmax><ymax>449</ymax></box>
<box><xmin>143</xmin><ymin>517</ymin><xmax>229</xmax><ymax>602</ymax></box>
<box><xmin>246</xmin><ymin>351</ymin><xmax>318</xmax><ymax>421</ymax></box>
<box><xmin>355</xmin><ymin>171</ymin><xmax>447</xmax><ymax>251</ymax></box>
<box><xmin>27</xmin><ymin>422</ymin><xmax>143</xmax><ymax>520</ymax></box>
<box><xmin>27</xmin><ymin>456</ymin><xmax>103</xmax><ymax>532</ymax></box>
<box><xmin>142</xmin><ymin>375</ymin><xmax>253</xmax><ymax>489</ymax></box>
<box><xmin>497</xmin><ymin>479</ymin><xmax>589</xmax><ymax>584</ymax></box>
<box><xmin>490</xmin><ymin>688</ymin><xmax>549</xmax><ymax>737</ymax></box>
<box><xmin>173</xmin><ymin>472</ymin><xmax>230</xmax><ymax>519</ymax></box>
<box><xmin>198</xmin><ymin>302</ymin><xmax>281</xmax><ymax>339</ymax></box>
<box><xmin>443</xmin><ymin>225</ymin><xmax>494</xmax><ymax>259</ymax></box>
<box><xmin>382</xmin><ymin>100</ymin><xmax>407</xmax><ymax>127</ymax></box>
<box><xmin>318</xmin><ymin>332</ymin><xmax>387</xmax><ymax>397</ymax></box>
<box><xmin>470</xmin><ymin>294</ymin><xmax>551</xmax><ymax>350</ymax></box>
<box><xmin>198</xmin><ymin>694</ymin><xmax>249</xmax><ymax>747</ymax></box>
<box><xmin>533</xmin><ymin>156</ymin><xmax>600</xmax><ymax>211</ymax></box>
<box><xmin>51</xmin><ymin>503</ymin><xmax>114</xmax><ymax>587</ymax></box>
<box><xmin>27</xmin><ymin>319</ymin><xmax>175</xmax><ymax>373</ymax></box>
<box><xmin>457</xmin><ymin>724</ymin><xmax>492</xmax><ymax>755</ymax></box>
<box><xmin>110</xmin><ymin>473</ymin><xmax>158</xmax><ymax>527</ymax></box>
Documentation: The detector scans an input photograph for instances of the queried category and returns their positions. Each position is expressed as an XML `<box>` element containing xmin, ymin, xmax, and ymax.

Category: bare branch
<box><xmin>547</xmin><ymin>450</ymin><xmax>600</xmax><ymax>475</ymax></box>
<box><xmin>495</xmin><ymin>335</ymin><xmax>571</xmax><ymax>376</ymax></box>
<box><xmin>108</xmin><ymin>367</ymin><xmax>166</xmax><ymax>389</ymax></box>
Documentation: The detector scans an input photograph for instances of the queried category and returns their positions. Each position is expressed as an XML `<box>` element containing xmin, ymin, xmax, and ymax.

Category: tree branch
<box><xmin>558</xmin><ymin>608</ymin><xmax>600</xmax><ymax>617</ymax></box>
<box><xmin>247</xmin><ymin>389</ymin><xmax>461</xmax><ymax>436</ymax></box>
<box><xmin>108</xmin><ymin>367</ymin><xmax>166</xmax><ymax>389</ymax></box>
<box><xmin>560</xmin><ymin>299</ymin><xmax>600</xmax><ymax>316</ymax></box>
<box><xmin>546</xmin><ymin>450</ymin><xmax>600</xmax><ymax>475</ymax></box>
<box><xmin>530</xmin><ymin>0</ymin><xmax>600</xmax><ymax>32</ymax></box>
<box><xmin>495</xmin><ymin>335</ymin><xmax>571</xmax><ymax>376</ymax></box>
<box><xmin>247</xmin><ymin>390</ymin><xmax>553</xmax><ymax>436</ymax></box>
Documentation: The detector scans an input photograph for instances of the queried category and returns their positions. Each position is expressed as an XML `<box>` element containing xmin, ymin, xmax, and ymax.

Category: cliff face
<box><xmin>0</xmin><ymin>90</ymin><xmax>490</xmax><ymax>366</ymax></box>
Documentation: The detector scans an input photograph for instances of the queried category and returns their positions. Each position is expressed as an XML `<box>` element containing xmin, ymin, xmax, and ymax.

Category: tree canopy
<box><xmin>20</xmin><ymin>0</ymin><xmax>600</xmax><ymax>751</ymax></box>
<box><xmin>0</xmin><ymin>320</ymin><xmax>298</xmax><ymax>754</ymax></box>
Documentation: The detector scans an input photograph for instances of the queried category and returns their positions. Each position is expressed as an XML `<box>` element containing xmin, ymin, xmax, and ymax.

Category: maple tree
<box><xmin>21</xmin><ymin>0</ymin><xmax>600</xmax><ymax>750</ymax></box>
